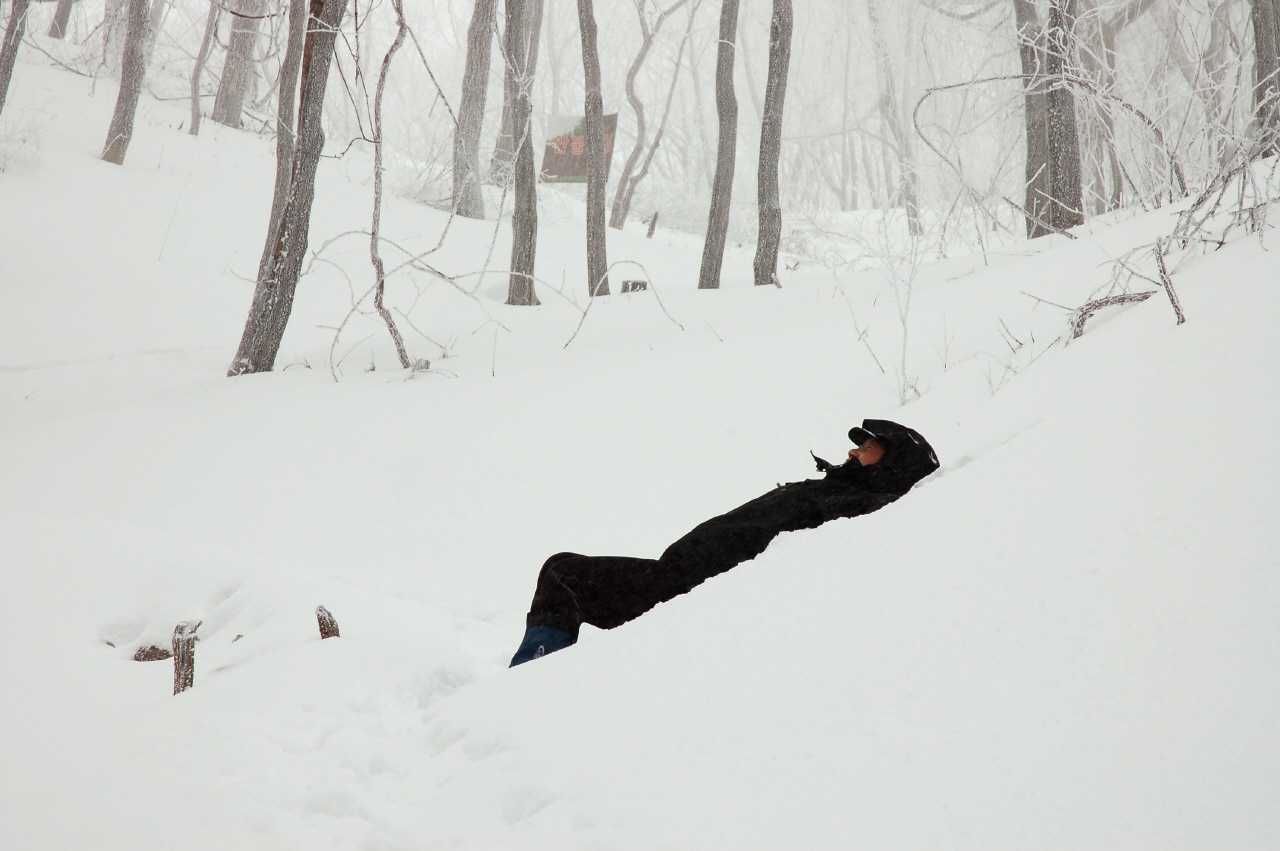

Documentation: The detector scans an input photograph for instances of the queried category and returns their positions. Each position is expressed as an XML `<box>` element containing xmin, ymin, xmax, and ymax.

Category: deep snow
<box><xmin>1</xmin><ymin>61</ymin><xmax>1278</xmax><ymax>849</ymax></box>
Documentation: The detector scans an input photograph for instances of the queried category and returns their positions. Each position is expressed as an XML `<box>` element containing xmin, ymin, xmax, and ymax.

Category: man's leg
<box><xmin>511</xmin><ymin>552</ymin><xmax>689</xmax><ymax>666</ymax></box>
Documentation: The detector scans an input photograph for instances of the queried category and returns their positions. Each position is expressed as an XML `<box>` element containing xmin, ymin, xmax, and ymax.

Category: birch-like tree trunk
<box><xmin>577</xmin><ymin>0</ymin><xmax>610</xmax><ymax>296</ymax></box>
<box><xmin>697</xmin><ymin>0</ymin><xmax>740</xmax><ymax>289</ymax></box>
<box><xmin>256</xmin><ymin>0</ymin><xmax>306</xmax><ymax>279</ymax></box>
<box><xmin>0</xmin><ymin>0</ymin><xmax>31</xmax><ymax>117</ymax></box>
<box><xmin>48</xmin><ymin>0</ymin><xmax>73</xmax><ymax>39</ymax></box>
<box><xmin>608</xmin><ymin>0</ymin><xmax>689</xmax><ymax>230</ymax></box>
<box><xmin>188</xmin><ymin>2</ymin><xmax>220</xmax><ymax>136</ymax></box>
<box><xmin>228</xmin><ymin>0</ymin><xmax>350</xmax><ymax>376</ymax></box>
<box><xmin>753</xmin><ymin>0</ymin><xmax>791</xmax><ymax>287</ymax></box>
<box><xmin>453</xmin><ymin>0</ymin><xmax>496</xmax><ymax>219</ymax></box>
<box><xmin>101</xmin><ymin>0</ymin><xmax>150</xmax><ymax>165</ymax></box>
<box><xmin>508</xmin><ymin>0</ymin><xmax>542</xmax><ymax>305</ymax></box>
<box><xmin>212</xmin><ymin>0</ymin><xmax>263</xmax><ymax>129</ymax></box>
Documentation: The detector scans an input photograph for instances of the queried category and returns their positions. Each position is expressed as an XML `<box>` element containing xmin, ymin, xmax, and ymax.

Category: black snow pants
<box><xmin>525</xmin><ymin>480</ymin><xmax>898</xmax><ymax>640</ymax></box>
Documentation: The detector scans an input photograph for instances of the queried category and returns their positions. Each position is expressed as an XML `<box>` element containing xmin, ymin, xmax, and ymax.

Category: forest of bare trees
<box><xmin>2</xmin><ymin>0</ymin><xmax>1278</xmax><ymax>371</ymax></box>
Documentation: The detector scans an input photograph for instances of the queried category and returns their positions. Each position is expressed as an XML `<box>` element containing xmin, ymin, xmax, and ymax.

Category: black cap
<box><xmin>848</xmin><ymin>426</ymin><xmax>876</xmax><ymax>446</ymax></box>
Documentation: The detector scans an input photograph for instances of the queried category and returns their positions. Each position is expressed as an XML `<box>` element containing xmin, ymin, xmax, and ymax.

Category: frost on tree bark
<box><xmin>1015</xmin><ymin>0</ymin><xmax>1083</xmax><ymax>236</ymax></box>
<box><xmin>101</xmin><ymin>0</ymin><xmax>129</xmax><ymax>72</ymax></box>
<box><xmin>866</xmin><ymin>0</ymin><xmax>921</xmax><ymax>236</ymax></box>
<box><xmin>608</xmin><ymin>0</ymin><xmax>690</xmax><ymax>230</ymax></box>
<box><xmin>0</xmin><ymin>0</ymin><xmax>32</xmax><ymax>117</ymax></box>
<box><xmin>228</xmin><ymin>0</ymin><xmax>350</xmax><ymax>376</ymax></box>
<box><xmin>453</xmin><ymin>0</ymin><xmax>496</xmax><ymax>219</ymax></box>
<box><xmin>101</xmin><ymin>0</ymin><xmax>150</xmax><ymax>165</ymax></box>
<box><xmin>697</xmin><ymin>0</ymin><xmax>740</xmax><ymax>290</ymax></box>
<box><xmin>1015</xmin><ymin>0</ymin><xmax>1052</xmax><ymax>237</ymax></box>
<box><xmin>212</xmin><ymin>0</ymin><xmax>264</xmax><ymax>129</ymax></box>
<box><xmin>256</xmin><ymin>0</ymin><xmax>306</xmax><ymax>279</ymax></box>
<box><xmin>188</xmin><ymin>2</ymin><xmax>221</xmax><ymax>136</ymax></box>
<box><xmin>492</xmin><ymin>0</ymin><xmax>519</xmax><ymax>179</ymax></box>
<box><xmin>142</xmin><ymin>0</ymin><xmax>170</xmax><ymax>68</ymax></box>
<box><xmin>753</xmin><ymin>0</ymin><xmax>791</xmax><ymax>287</ymax></box>
<box><xmin>577</xmin><ymin>0</ymin><xmax>610</xmax><ymax>297</ymax></box>
<box><xmin>1252</xmin><ymin>0</ymin><xmax>1280</xmax><ymax>154</ymax></box>
<box><xmin>493</xmin><ymin>0</ymin><xmax>543</xmax><ymax>181</ymax></box>
<box><xmin>48</xmin><ymin>0</ymin><xmax>73</xmax><ymax>39</ymax></box>
<box><xmin>508</xmin><ymin>0</ymin><xmax>542</xmax><ymax>305</ymax></box>
<box><xmin>1075</xmin><ymin>0</ymin><xmax>1155</xmax><ymax>213</ymax></box>
<box><xmin>1044</xmin><ymin>0</ymin><xmax>1084</xmax><ymax>231</ymax></box>
<box><xmin>1016</xmin><ymin>0</ymin><xmax>1083</xmax><ymax>235</ymax></box>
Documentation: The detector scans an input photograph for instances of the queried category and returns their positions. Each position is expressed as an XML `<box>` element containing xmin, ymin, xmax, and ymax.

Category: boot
<box><xmin>509</xmin><ymin>625</ymin><xmax>574</xmax><ymax>667</ymax></box>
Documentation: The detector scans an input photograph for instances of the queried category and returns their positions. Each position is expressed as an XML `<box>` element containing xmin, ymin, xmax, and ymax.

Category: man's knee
<box><xmin>541</xmin><ymin>551</ymin><xmax>584</xmax><ymax>574</ymax></box>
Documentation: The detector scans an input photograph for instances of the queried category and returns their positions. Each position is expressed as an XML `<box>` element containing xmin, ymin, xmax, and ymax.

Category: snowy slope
<box><xmin>1</xmin><ymin>62</ymin><xmax>1277</xmax><ymax>849</ymax></box>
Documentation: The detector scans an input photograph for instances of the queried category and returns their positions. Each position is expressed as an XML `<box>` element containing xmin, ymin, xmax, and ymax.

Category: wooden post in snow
<box><xmin>172</xmin><ymin>621</ymin><xmax>199</xmax><ymax>695</ymax></box>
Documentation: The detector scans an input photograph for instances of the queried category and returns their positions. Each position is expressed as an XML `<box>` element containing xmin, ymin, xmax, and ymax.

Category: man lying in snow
<box><xmin>510</xmin><ymin>420</ymin><xmax>939</xmax><ymax>666</ymax></box>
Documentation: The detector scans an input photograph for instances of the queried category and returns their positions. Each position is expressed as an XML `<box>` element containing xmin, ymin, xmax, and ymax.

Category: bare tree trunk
<box><xmin>256</xmin><ymin>0</ymin><xmax>305</xmax><ymax>277</ymax></box>
<box><xmin>453</xmin><ymin>0</ymin><xmax>496</xmax><ymax>219</ymax></box>
<box><xmin>1252</xmin><ymin>0</ymin><xmax>1280</xmax><ymax>154</ymax></box>
<box><xmin>508</xmin><ymin>0</ymin><xmax>541</xmax><ymax>305</ymax></box>
<box><xmin>188</xmin><ymin>2</ymin><xmax>220</xmax><ymax>136</ymax></box>
<box><xmin>697</xmin><ymin>0</ymin><xmax>740</xmax><ymax>289</ymax></box>
<box><xmin>101</xmin><ymin>0</ymin><xmax>150</xmax><ymax>164</ymax></box>
<box><xmin>839</xmin><ymin>6</ymin><xmax>857</xmax><ymax>211</ymax></box>
<box><xmin>753</xmin><ymin>0</ymin><xmax>791</xmax><ymax>287</ymax></box>
<box><xmin>493</xmin><ymin>0</ymin><xmax>543</xmax><ymax>182</ymax></box>
<box><xmin>493</xmin><ymin>0</ymin><xmax>518</xmax><ymax>180</ymax></box>
<box><xmin>211</xmin><ymin>0</ymin><xmax>263</xmax><ymax>129</ymax></box>
<box><xmin>48</xmin><ymin>0</ymin><xmax>73</xmax><ymax>39</ymax></box>
<box><xmin>1015</xmin><ymin>0</ymin><xmax>1052</xmax><ymax>237</ymax></box>
<box><xmin>228</xmin><ymin>0</ymin><xmax>350</xmax><ymax>376</ymax></box>
<box><xmin>371</xmin><ymin>0</ymin><xmax>410</xmax><ymax>367</ymax></box>
<box><xmin>577</xmin><ymin>0</ymin><xmax>609</xmax><ymax>296</ymax></box>
<box><xmin>0</xmin><ymin>0</ymin><xmax>31</xmax><ymax>117</ymax></box>
<box><xmin>101</xmin><ymin>0</ymin><xmax>129</xmax><ymax>73</ymax></box>
<box><xmin>1045</xmin><ymin>0</ymin><xmax>1084</xmax><ymax>230</ymax></box>
<box><xmin>612</xmin><ymin>0</ymin><xmax>700</xmax><ymax>228</ymax></box>
<box><xmin>142</xmin><ymin>0</ymin><xmax>169</xmax><ymax>68</ymax></box>
<box><xmin>545</xmin><ymin>0</ymin><xmax>567</xmax><ymax>114</ymax></box>
<box><xmin>866</xmin><ymin>0</ymin><xmax>921</xmax><ymax>236</ymax></box>
<box><xmin>608</xmin><ymin>0</ymin><xmax>689</xmax><ymax>230</ymax></box>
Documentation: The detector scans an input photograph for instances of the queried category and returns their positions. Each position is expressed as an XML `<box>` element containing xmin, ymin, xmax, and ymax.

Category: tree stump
<box><xmin>172</xmin><ymin>621</ymin><xmax>199</xmax><ymax>695</ymax></box>
<box><xmin>316</xmin><ymin>605</ymin><xmax>340</xmax><ymax>639</ymax></box>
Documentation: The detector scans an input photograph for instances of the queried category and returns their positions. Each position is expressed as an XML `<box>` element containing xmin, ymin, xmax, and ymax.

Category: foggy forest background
<box><xmin>0</xmin><ymin>0</ymin><xmax>1275</xmax><ymax>357</ymax></box>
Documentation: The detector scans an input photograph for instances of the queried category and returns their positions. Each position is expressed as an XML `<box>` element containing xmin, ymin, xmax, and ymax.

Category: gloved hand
<box><xmin>810</xmin><ymin>450</ymin><xmax>836</xmax><ymax>473</ymax></box>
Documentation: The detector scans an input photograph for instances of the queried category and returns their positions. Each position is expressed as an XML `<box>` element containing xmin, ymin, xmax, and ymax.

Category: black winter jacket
<box><xmin>659</xmin><ymin>419</ymin><xmax>939</xmax><ymax>585</ymax></box>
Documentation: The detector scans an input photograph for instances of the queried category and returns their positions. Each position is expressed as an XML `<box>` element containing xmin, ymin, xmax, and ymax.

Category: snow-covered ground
<box><xmin>2</xmin><ymin>62</ymin><xmax>1277</xmax><ymax>849</ymax></box>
